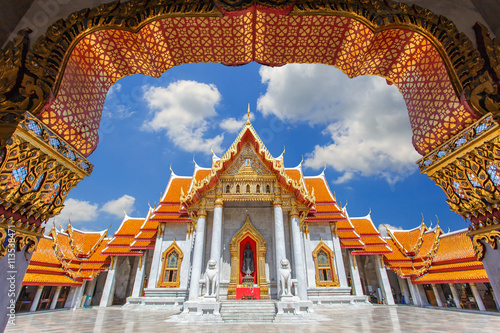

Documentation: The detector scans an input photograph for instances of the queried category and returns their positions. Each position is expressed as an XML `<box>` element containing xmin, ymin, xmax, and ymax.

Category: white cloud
<box><xmin>100</xmin><ymin>194</ymin><xmax>136</xmax><ymax>218</ymax></box>
<box><xmin>107</xmin><ymin>83</ymin><xmax>122</xmax><ymax>98</ymax></box>
<box><xmin>220</xmin><ymin>112</ymin><xmax>255</xmax><ymax>133</ymax></box>
<box><xmin>142</xmin><ymin>80</ymin><xmax>224</xmax><ymax>154</ymax></box>
<box><xmin>48</xmin><ymin>198</ymin><xmax>99</xmax><ymax>229</ymax></box>
<box><xmin>257</xmin><ymin>64</ymin><xmax>421</xmax><ymax>184</ymax></box>
<box><xmin>378</xmin><ymin>224</ymin><xmax>403</xmax><ymax>237</ymax></box>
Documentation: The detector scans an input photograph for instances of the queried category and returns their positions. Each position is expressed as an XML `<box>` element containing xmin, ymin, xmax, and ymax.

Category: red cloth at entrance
<box><xmin>236</xmin><ymin>287</ymin><xmax>260</xmax><ymax>300</ymax></box>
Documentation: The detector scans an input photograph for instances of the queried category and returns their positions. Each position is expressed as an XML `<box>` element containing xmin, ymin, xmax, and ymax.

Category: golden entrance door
<box><xmin>227</xmin><ymin>216</ymin><xmax>270</xmax><ymax>299</ymax></box>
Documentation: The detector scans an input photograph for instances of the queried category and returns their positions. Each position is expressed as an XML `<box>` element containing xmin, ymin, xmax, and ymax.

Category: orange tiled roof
<box><xmin>413</xmin><ymin>269</ymin><xmax>489</xmax><ymax>284</ymax></box>
<box><xmin>433</xmin><ymin>230</ymin><xmax>476</xmax><ymax>262</ymax></box>
<box><xmin>428</xmin><ymin>261</ymin><xmax>483</xmax><ymax>272</ymax></box>
<box><xmin>304</xmin><ymin>177</ymin><xmax>333</xmax><ymax>202</ymax></box>
<box><xmin>29</xmin><ymin>237</ymin><xmax>60</xmax><ymax>265</ymax></box>
<box><xmin>23</xmin><ymin>273</ymin><xmax>82</xmax><ymax>286</ymax></box>
<box><xmin>114</xmin><ymin>217</ymin><xmax>144</xmax><ymax>236</ymax></box>
<box><xmin>27</xmin><ymin>264</ymin><xmax>64</xmax><ymax>273</ymax></box>
<box><xmin>194</xmin><ymin>169</ymin><xmax>211</xmax><ymax>182</ymax></box>
<box><xmin>131</xmin><ymin>240</ymin><xmax>155</xmax><ymax>249</ymax></box>
<box><xmin>162</xmin><ymin>176</ymin><xmax>193</xmax><ymax>203</ymax></box>
<box><xmin>285</xmin><ymin>169</ymin><xmax>303</xmax><ymax>184</ymax></box>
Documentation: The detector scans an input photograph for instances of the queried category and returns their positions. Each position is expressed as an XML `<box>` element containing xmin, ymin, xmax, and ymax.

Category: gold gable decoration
<box><xmin>180</xmin><ymin>118</ymin><xmax>315</xmax><ymax>210</ymax></box>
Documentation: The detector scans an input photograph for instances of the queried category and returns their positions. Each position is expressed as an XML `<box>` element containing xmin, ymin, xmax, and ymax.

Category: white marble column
<box><xmin>449</xmin><ymin>283</ymin><xmax>462</xmax><ymax>309</ymax></box>
<box><xmin>29</xmin><ymin>286</ymin><xmax>43</xmax><ymax>312</ymax></box>
<box><xmin>290</xmin><ymin>208</ymin><xmax>307</xmax><ymax>300</ymax></box>
<box><xmin>100</xmin><ymin>257</ymin><xmax>118</xmax><ymax>307</ymax></box>
<box><xmin>131</xmin><ymin>253</ymin><xmax>147</xmax><ymax>298</ymax></box>
<box><xmin>147</xmin><ymin>226</ymin><xmax>165</xmax><ymax>289</ymax></box>
<box><xmin>416</xmin><ymin>284</ymin><xmax>429</xmax><ymax>305</ymax></box>
<box><xmin>274</xmin><ymin>201</ymin><xmax>287</xmax><ymax>297</ymax></box>
<box><xmin>470</xmin><ymin>283</ymin><xmax>487</xmax><ymax>311</ymax></box>
<box><xmin>49</xmin><ymin>286</ymin><xmax>62</xmax><ymax>310</ymax></box>
<box><xmin>331</xmin><ymin>223</ymin><xmax>348</xmax><ymax>288</ymax></box>
<box><xmin>374</xmin><ymin>255</ymin><xmax>395</xmax><ymax>305</ymax></box>
<box><xmin>188</xmin><ymin>212</ymin><xmax>207</xmax><ymax>300</ymax></box>
<box><xmin>431</xmin><ymin>284</ymin><xmax>443</xmax><ymax>307</ymax></box>
<box><xmin>210</xmin><ymin>202</ymin><xmax>223</xmax><ymax>266</ymax></box>
<box><xmin>397</xmin><ymin>276</ymin><xmax>411</xmax><ymax>305</ymax></box>
<box><xmin>73</xmin><ymin>281</ymin><xmax>87</xmax><ymax>308</ymax></box>
<box><xmin>407</xmin><ymin>279</ymin><xmax>420</xmax><ymax>306</ymax></box>
<box><xmin>348</xmin><ymin>251</ymin><xmax>364</xmax><ymax>296</ymax></box>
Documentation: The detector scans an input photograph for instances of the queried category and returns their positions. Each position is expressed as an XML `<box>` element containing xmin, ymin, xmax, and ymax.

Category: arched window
<box><xmin>236</xmin><ymin>185</ymin><xmax>240</xmax><ymax>194</ymax></box>
<box><xmin>158</xmin><ymin>240</ymin><xmax>183</xmax><ymax>288</ymax></box>
<box><xmin>266</xmin><ymin>185</ymin><xmax>270</xmax><ymax>193</ymax></box>
<box><xmin>312</xmin><ymin>239</ymin><xmax>338</xmax><ymax>287</ymax></box>
<box><xmin>256</xmin><ymin>184</ymin><xmax>260</xmax><ymax>193</ymax></box>
<box><xmin>246</xmin><ymin>184</ymin><xmax>251</xmax><ymax>193</ymax></box>
<box><xmin>226</xmin><ymin>185</ymin><xmax>231</xmax><ymax>193</ymax></box>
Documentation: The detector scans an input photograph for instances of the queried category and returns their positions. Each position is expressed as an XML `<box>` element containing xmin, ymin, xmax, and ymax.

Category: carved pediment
<box><xmin>223</xmin><ymin>143</ymin><xmax>274</xmax><ymax>178</ymax></box>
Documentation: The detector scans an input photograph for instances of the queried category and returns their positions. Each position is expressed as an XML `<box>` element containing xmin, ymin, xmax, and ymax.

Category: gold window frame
<box><xmin>312</xmin><ymin>239</ymin><xmax>339</xmax><ymax>287</ymax></box>
<box><xmin>157</xmin><ymin>240</ymin><xmax>183</xmax><ymax>288</ymax></box>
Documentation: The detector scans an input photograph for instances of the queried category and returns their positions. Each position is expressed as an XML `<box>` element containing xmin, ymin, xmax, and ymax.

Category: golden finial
<box><xmin>282</xmin><ymin>145</ymin><xmax>286</xmax><ymax>155</ymax></box>
<box><xmin>169</xmin><ymin>163</ymin><xmax>172</xmax><ymax>173</ymax></box>
<box><xmin>300</xmin><ymin>155</ymin><xmax>303</xmax><ymax>165</ymax></box>
<box><xmin>333</xmin><ymin>191</ymin><xmax>336</xmax><ymax>201</ymax></box>
<box><xmin>435</xmin><ymin>215</ymin><xmax>440</xmax><ymax>227</ymax></box>
<box><xmin>246</xmin><ymin>104</ymin><xmax>251</xmax><ymax>125</ymax></box>
<box><xmin>323</xmin><ymin>164</ymin><xmax>327</xmax><ymax>174</ymax></box>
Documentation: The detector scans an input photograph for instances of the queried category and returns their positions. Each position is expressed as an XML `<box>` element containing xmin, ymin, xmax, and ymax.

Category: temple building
<box><xmin>15</xmin><ymin>116</ymin><xmax>497</xmax><ymax>317</ymax></box>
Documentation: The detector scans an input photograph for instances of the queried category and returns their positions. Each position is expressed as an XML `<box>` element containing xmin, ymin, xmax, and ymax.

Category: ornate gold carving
<box><xmin>471</xmin><ymin>230</ymin><xmax>500</xmax><ymax>261</ymax></box>
<box><xmin>329</xmin><ymin>221</ymin><xmax>337</xmax><ymax>238</ymax></box>
<box><xmin>0</xmin><ymin>29</ymin><xmax>50</xmax><ymax>150</ymax></box>
<box><xmin>420</xmin><ymin>114</ymin><xmax>500</xmax><ymax>224</ymax></box>
<box><xmin>0</xmin><ymin>215</ymin><xmax>40</xmax><ymax>260</ymax></box>
<box><xmin>469</xmin><ymin>23</ymin><xmax>500</xmax><ymax>116</ymax></box>
<box><xmin>0</xmin><ymin>112</ymin><xmax>91</xmax><ymax>224</ymax></box>
<box><xmin>49</xmin><ymin>224</ymin><xmax>82</xmax><ymax>280</ymax></box>
<box><xmin>227</xmin><ymin>216</ymin><xmax>269</xmax><ymax>299</ymax></box>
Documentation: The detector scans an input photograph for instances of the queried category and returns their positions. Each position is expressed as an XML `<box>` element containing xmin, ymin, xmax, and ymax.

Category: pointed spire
<box><xmin>246</xmin><ymin>103</ymin><xmax>251</xmax><ymax>125</ymax></box>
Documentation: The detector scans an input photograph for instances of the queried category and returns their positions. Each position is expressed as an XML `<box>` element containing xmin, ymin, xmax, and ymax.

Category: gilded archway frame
<box><xmin>227</xmin><ymin>216</ymin><xmax>269</xmax><ymax>299</ymax></box>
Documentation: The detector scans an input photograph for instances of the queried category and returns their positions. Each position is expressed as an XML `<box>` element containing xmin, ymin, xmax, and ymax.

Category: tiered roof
<box><xmin>102</xmin><ymin>215</ymin><xmax>146</xmax><ymax>256</ymax></box>
<box><xmin>24</xmin><ymin>225</ymin><xmax>111</xmax><ymax>287</ymax></box>
<box><xmin>349</xmin><ymin>215</ymin><xmax>393</xmax><ymax>255</ymax></box>
<box><xmin>412</xmin><ymin>229</ymin><xmax>487</xmax><ymax>284</ymax></box>
<box><xmin>384</xmin><ymin>224</ymin><xmax>488</xmax><ymax>284</ymax></box>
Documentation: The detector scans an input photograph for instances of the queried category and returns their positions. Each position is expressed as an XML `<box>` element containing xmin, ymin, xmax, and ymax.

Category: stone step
<box><xmin>219</xmin><ymin>300</ymin><xmax>276</xmax><ymax>322</ymax></box>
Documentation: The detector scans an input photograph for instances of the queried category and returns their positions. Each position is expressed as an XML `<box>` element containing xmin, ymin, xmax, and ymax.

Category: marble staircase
<box><xmin>219</xmin><ymin>300</ymin><xmax>277</xmax><ymax>322</ymax></box>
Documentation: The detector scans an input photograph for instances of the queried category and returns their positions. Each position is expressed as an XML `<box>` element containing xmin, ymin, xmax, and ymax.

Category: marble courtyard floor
<box><xmin>5</xmin><ymin>305</ymin><xmax>500</xmax><ymax>333</ymax></box>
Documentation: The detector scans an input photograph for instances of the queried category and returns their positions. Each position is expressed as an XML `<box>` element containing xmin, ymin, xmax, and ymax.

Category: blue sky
<box><xmin>49</xmin><ymin>62</ymin><xmax>468</xmax><ymax>235</ymax></box>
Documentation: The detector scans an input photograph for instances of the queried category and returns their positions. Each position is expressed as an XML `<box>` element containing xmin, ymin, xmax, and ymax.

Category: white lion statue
<box><xmin>204</xmin><ymin>258</ymin><xmax>219</xmax><ymax>296</ymax></box>
<box><xmin>279</xmin><ymin>258</ymin><xmax>292</xmax><ymax>296</ymax></box>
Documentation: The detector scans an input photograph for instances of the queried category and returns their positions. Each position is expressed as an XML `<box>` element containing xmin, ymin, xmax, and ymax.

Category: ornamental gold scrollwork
<box><xmin>1</xmin><ymin>113</ymin><xmax>91</xmax><ymax>222</ymax></box>
<box><xmin>420</xmin><ymin>114</ymin><xmax>500</xmax><ymax>224</ymax></box>
<box><xmin>0</xmin><ymin>215</ymin><xmax>41</xmax><ymax>260</ymax></box>
<box><xmin>471</xmin><ymin>230</ymin><xmax>500</xmax><ymax>261</ymax></box>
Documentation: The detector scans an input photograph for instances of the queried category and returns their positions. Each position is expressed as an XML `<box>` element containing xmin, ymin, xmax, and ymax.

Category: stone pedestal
<box><xmin>276</xmin><ymin>296</ymin><xmax>313</xmax><ymax>314</ymax></box>
<box><xmin>184</xmin><ymin>296</ymin><xmax>221</xmax><ymax>316</ymax></box>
